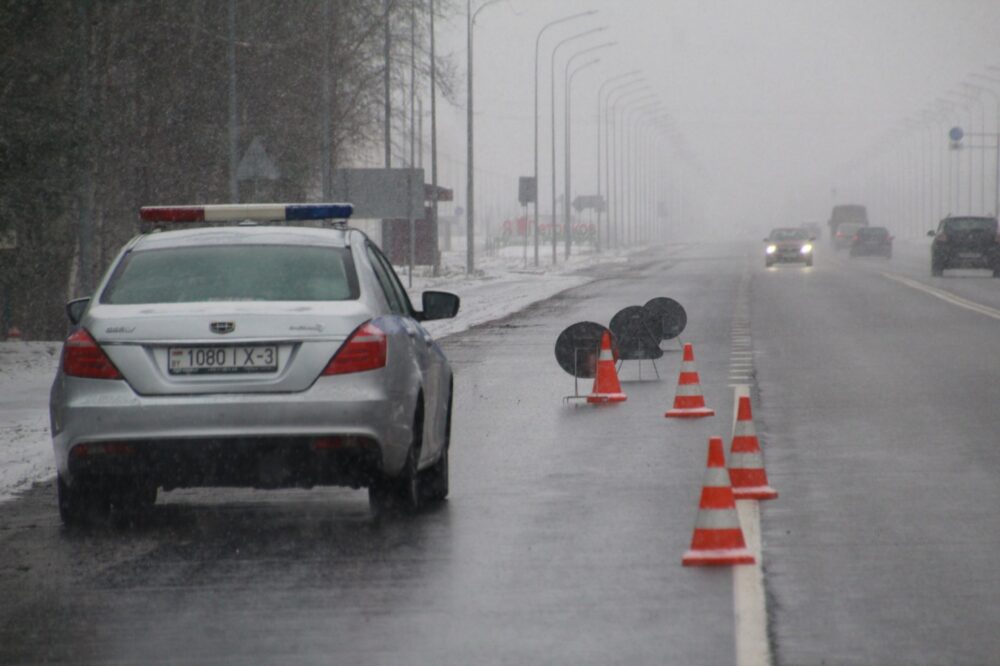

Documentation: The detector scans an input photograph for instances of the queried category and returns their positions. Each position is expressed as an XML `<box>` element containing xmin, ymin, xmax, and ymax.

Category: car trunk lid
<box><xmin>84</xmin><ymin>301</ymin><xmax>370</xmax><ymax>395</ymax></box>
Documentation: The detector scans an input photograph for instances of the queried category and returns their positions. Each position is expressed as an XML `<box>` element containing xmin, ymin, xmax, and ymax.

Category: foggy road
<box><xmin>2</xmin><ymin>241</ymin><xmax>1000</xmax><ymax>665</ymax></box>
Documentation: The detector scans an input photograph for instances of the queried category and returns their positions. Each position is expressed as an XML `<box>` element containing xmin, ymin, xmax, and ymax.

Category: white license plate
<box><xmin>168</xmin><ymin>346</ymin><xmax>278</xmax><ymax>375</ymax></box>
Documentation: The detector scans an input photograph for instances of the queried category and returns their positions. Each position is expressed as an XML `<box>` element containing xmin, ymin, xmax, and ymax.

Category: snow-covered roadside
<box><xmin>0</xmin><ymin>244</ymin><xmax>634</xmax><ymax>503</ymax></box>
<box><xmin>0</xmin><ymin>342</ymin><xmax>61</xmax><ymax>501</ymax></box>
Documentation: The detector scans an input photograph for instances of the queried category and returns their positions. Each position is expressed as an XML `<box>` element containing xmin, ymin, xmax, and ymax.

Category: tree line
<box><xmin>0</xmin><ymin>0</ymin><xmax>455</xmax><ymax>339</ymax></box>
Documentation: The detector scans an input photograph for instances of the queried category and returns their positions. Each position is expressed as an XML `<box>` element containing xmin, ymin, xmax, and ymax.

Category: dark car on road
<box><xmin>765</xmin><ymin>227</ymin><xmax>814</xmax><ymax>267</ymax></box>
<box><xmin>850</xmin><ymin>226</ymin><xmax>893</xmax><ymax>258</ymax></box>
<box><xmin>928</xmin><ymin>216</ymin><xmax>1000</xmax><ymax>277</ymax></box>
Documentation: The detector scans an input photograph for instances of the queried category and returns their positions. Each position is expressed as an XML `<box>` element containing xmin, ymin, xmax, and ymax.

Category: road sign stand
<box><xmin>617</xmin><ymin>358</ymin><xmax>660</xmax><ymax>381</ymax></box>
<box><xmin>563</xmin><ymin>347</ymin><xmax>592</xmax><ymax>404</ymax></box>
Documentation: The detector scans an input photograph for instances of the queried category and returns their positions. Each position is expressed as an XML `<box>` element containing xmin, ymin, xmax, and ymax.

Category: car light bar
<box><xmin>139</xmin><ymin>203</ymin><xmax>354</xmax><ymax>223</ymax></box>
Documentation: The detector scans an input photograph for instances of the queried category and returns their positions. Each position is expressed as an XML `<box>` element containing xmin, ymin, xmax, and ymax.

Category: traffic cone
<box><xmin>587</xmin><ymin>330</ymin><xmax>626</xmax><ymax>404</ymax></box>
<box><xmin>729</xmin><ymin>396</ymin><xmax>778</xmax><ymax>500</ymax></box>
<box><xmin>683</xmin><ymin>437</ymin><xmax>755</xmax><ymax>566</ymax></box>
<box><xmin>665</xmin><ymin>343</ymin><xmax>714</xmax><ymax>418</ymax></box>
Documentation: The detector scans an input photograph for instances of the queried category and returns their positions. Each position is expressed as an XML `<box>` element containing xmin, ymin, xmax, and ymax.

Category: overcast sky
<box><xmin>430</xmin><ymin>0</ymin><xmax>1000</xmax><ymax>240</ymax></box>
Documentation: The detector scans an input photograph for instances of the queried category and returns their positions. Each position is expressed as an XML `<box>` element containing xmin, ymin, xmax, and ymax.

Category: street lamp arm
<box><xmin>472</xmin><ymin>0</ymin><xmax>505</xmax><ymax>24</ymax></box>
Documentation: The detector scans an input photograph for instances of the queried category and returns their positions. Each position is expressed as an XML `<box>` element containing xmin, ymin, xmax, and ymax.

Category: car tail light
<box><xmin>322</xmin><ymin>321</ymin><xmax>387</xmax><ymax>375</ymax></box>
<box><xmin>62</xmin><ymin>329</ymin><xmax>123</xmax><ymax>379</ymax></box>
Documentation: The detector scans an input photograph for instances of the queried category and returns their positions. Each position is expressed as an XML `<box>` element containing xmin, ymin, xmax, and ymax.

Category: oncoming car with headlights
<box><xmin>764</xmin><ymin>227</ymin><xmax>814</xmax><ymax>267</ymax></box>
<box><xmin>50</xmin><ymin>204</ymin><xmax>459</xmax><ymax>524</ymax></box>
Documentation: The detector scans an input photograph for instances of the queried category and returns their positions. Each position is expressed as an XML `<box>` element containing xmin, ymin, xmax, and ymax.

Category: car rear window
<box><xmin>100</xmin><ymin>245</ymin><xmax>359</xmax><ymax>304</ymax></box>
<box><xmin>942</xmin><ymin>218</ymin><xmax>997</xmax><ymax>233</ymax></box>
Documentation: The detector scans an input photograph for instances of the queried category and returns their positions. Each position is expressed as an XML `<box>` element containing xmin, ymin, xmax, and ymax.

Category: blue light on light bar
<box><xmin>285</xmin><ymin>204</ymin><xmax>354</xmax><ymax>220</ymax></box>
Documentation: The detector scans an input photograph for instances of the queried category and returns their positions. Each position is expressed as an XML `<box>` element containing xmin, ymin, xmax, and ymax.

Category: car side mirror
<box><xmin>419</xmin><ymin>291</ymin><xmax>460</xmax><ymax>321</ymax></box>
<box><xmin>66</xmin><ymin>297</ymin><xmax>91</xmax><ymax>326</ymax></box>
<box><xmin>927</xmin><ymin>230</ymin><xmax>936</xmax><ymax>237</ymax></box>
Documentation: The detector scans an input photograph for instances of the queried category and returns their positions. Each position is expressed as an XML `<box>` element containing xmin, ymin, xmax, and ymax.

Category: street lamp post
<box><xmin>934</xmin><ymin>98</ymin><xmax>964</xmax><ymax>214</ymax></box>
<box><xmin>564</xmin><ymin>57</ymin><xmax>601</xmax><ymax>259</ymax></box>
<box><xmin>624</xmin><ymin>104</ymin><xmax>658</xmax><ymax>245</ymax></box>
<box><xmin>618</xmin><ymin>98</ymin><xmax>657</xmax><ymax>246</ymax></box>
<box><xmin>549</xmin><ymin>27</ymin><xmax>607</xmax><ymax>264</ymax></box>
<box><xmin>466</xmin><ymin>0</ymin><xmax>505</xmax><ymax>275</ymax></box>
<box><xmin>946</xmin><ymin>90</ymin><xmax>978</xmax><ymax>213</ymax></box>
<box><xmin>533</xmin><ymin>11</ymin><xmax>597</xmax><ymax>267</ymax></box>
<box><xmin>968</xmin><ymin>75</ymin><xmax>1000</xmax><ymax>216</ymax></box>
<box><xmin>606</xmin><ymin>88</ymin><xmax>651</xmax><ymax>248</ymax></box>
<box><xmin>596</xmin><ymin>72</ymin><xmax>642</xmax><ymax>252</ymax></box>
<box><xmin>963</xmin><ymin>79</ymin><xmax>1000</xmax><ymax>216</ymax></box>
<box><xmin>563</xmin><ymin>42</ymin><xmax>614</xmax><ymax>259</ymax></box>
<box><xmin>597</xmin><ymin>79</ymin><xmax>648</xmax><ymax>247</ymax></box>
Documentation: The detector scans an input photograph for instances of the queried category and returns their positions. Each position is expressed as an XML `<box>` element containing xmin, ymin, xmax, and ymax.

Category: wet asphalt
<box><xmin>2</xmin><ymin>241</ymin><xmax>1000</xmax><ymax>665</ymax></box>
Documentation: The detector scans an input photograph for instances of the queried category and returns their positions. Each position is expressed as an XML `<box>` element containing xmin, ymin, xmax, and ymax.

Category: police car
<box><xmin>50</xmin><ymin>204</ymin><xmax>459</xmax><ymax>524</ymax></box>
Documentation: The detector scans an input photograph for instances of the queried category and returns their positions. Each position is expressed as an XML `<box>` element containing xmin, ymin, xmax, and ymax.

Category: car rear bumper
<box><xmin>934</xmin><ymin>251</ymin><xmax>997</xmax><ymax>268</ymax></box>
<box><xmin>50</xmin><ymin>372</ymin><xmax>415</xmax><ymax>487</ymax></box>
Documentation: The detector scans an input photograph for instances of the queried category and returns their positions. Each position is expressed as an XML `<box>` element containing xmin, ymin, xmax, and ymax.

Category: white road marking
<box><xmin>882</xmin><ymin>272</ymin><xmax>1000</xmax><ymax>321</ymax></box>
<box><xmin>731</xmin><ymin>384</ymin><xmax>772</xmax><ymax>666</ymax></box>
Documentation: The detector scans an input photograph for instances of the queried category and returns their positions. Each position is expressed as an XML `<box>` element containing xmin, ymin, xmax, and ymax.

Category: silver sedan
<box><xmin>50</xmin><ymin>205</ymin><xmax>459</xmax><ymax>524</ymax></box>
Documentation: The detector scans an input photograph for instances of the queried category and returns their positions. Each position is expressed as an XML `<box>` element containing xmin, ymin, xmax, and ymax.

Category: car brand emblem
<box><xmin>210</xmin><ymin>321</ymin><xmax>235</xmax><ymax>335</ymax></box>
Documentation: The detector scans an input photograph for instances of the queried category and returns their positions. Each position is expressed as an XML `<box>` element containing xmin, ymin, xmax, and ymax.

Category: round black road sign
<box><xmin>555</xmin><ymin>321</ymin><xmax>613</xmax><ymax>378</ymax></box>
<box><xmin>609</xmin><ymin>306</ymin><xmax>664</xmax><ymax>360</ymax></box>
<box><xmin>644</xmin><ymin>297</ymin><xmax>687</xmax><ymax>341</ymax></box>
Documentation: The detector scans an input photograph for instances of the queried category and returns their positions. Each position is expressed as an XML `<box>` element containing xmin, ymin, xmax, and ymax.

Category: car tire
<box><xmin>805</xmin><ymin>257</ymin><xmax>813</xmax><ymax>267</ymax></box>
<box><xmin>765</xmin><ymin>259</ymin><xmax>773</xmax><ymax>268</ymax></box>
<box><xmin>57</xmin><ymin>475</ymin><xmax>110</xmax><ymax>527</ymax></box>
<box><xmin>931</xmin><ymin>261</ymin><xmax>944</xmax><ymax>277</ymax></box>
<box><xmin>369</xmin><ymin>398</ymin><xmax>425</xmax><ymax>515</ymax></box>
<box><xmin>422</xmin><ymin>386</ymin><xmax>452</xmax><ymax>503</ymax></box>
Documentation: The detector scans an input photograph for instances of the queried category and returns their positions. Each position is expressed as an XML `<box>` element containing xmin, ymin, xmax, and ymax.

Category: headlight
<box><xmin>766</xmin><ymin>245</ymin><xmax>777</xmax><ymax>254</ymax></box>
<box><xmin>801</xmin><ymin>244</ymin><xmax>813</xmax><ymax>254</ymax></box>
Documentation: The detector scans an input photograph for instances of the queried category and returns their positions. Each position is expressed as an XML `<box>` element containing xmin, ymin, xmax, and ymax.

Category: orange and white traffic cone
<box><xmin>665</xmin><ymin>343</ymin><xmax>714</xmax><ymax>418</ymax></box>
<box><xmin>729</xmin><ymin>396</ymin><xmax>778</xmax><ymax>500</ymax></box>
<box><xmin>683</xmin><ymin>437</ymin><xmax>755</xmax><ymax>566</ymax></box>
<box><xmin>587</xmin><ymin>330</ymin><xmax>626</xmax><ymax>404</ymax></box>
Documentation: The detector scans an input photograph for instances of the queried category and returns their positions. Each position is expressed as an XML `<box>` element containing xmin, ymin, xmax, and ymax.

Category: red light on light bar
<box><xmin>139</xmin><ymin>206</ymin><xmax>205</xmax><ymax>222</ymax></box>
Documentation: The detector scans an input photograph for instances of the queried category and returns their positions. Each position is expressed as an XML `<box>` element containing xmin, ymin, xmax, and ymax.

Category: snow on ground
<box><xmin>0</xmin><ymin>243</ymin><xmax>629</xmax><ymax>502</ymax></box>
<box><xmin>0</xmin><ymin>342</ymin><xmax>61</xmax><ymax>501</ymax></box>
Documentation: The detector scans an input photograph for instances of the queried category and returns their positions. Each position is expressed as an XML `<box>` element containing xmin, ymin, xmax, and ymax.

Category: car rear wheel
<box><xmin>57</xmin><ymin>475</ymin><xmax>110</xmax><ymax>527</ymax></box>
<box><xmin>369</xmin><ymin>398</ymin><xmax>425</xmax><ymax>514</ymax></box>
<box><xmin>931</xmin><ymin>260</ymin><xmax>944</xmax><ymax>277</ymax></box>
<box><xmin>805</xmin><ymin>257</ymin><xmax>813</xmax><ymax>267</ymax></box>
<box><xmin>421</xmin><ymin>386</ymin><xmax>452</xmax><ymax>503</ymax></box>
